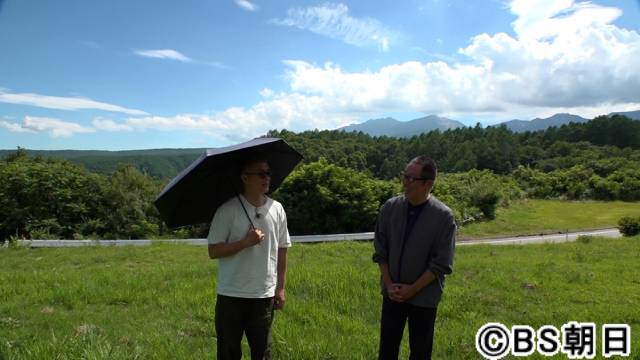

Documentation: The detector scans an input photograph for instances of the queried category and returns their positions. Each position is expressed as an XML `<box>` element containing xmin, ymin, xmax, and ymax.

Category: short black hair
<box><xmin>239</xmin><ymin>152</ymin><xmax>269</xmax><ymax>173</ymax></box>
<box><xmin>235</xmin><ymin>153</ymin><xmax>270</xmax><ymax>192</ymax></box>
<box><xmin>409</xmin><ymin>155</ymin><xmax>437</xmax><ymax>181</ymax></box>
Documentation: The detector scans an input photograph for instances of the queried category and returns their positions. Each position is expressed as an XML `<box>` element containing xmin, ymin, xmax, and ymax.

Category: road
<box><xmin>11</xmin><ymin>228</ymin><xmax>622</xmax><ymax>248</ymax></box>
<box><xmin>457</xmin><ymin>228</ymin><xmax>621</xmax><ymax>246</ymax></box>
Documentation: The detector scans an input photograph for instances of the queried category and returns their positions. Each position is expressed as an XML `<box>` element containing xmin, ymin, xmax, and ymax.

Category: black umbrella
<box><xmin>154</xmin><ymin>137</ymin><xmax>303</xmax><ymax>228</ymax></box>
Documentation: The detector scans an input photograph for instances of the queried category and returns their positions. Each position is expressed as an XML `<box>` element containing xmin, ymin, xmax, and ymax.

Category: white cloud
<box><xmin>411</xmin><ymin>46</ymin><xmax>459</xmax><ymax>63</ymax></box>
<box><xmin>133</xmin><ymin>49</ymin><xmax>230</xmax><ymax>69</ymax></box>
<box><xmin>235</xmin><ymin>0</ymin><xmax>257</xmax><ymax>12</ymax></box>
<box><xmin>120</xmin><ymin>92</ymin><xmax>359</xmax><ymax>141</ymax></box>
<box><xmin>281</xmin><ymin>60</ymin><xmax>501</xmax><ymax>114</ymax></box>
<box><xmin>0</xmin><ymin>90</ymin><xmax>148</xmax><ymax>115</ymax></box>
<box><xmin>1</xmin><ymin>116</ymin><xmax>95</xmax><ymax>137</ymax></box>
<box><xmin>0</xmin><ymin>120</ymin><xmax>36</xmax><ymax>133</ymax></box>
<box><xmin>266</xmin><ymin>0</ymin><xmax>640</xmax><ymax>120</ymax></box>
<box><xmin>260</xmin><ymin>88</ymin><xmax>275</xmax><ymax>98</ymax></box>
<box><xmin>18</xmin><ymin>0</ymin><xmax>637</xmax><ymax>141</ymax></box>
<box><xmin>133</xmin><ymin>49</ymin><xmax>193</xmax><ymax>63</ymax></box>
<box><xmin>458</xmin><ymin>0</ymin><xmax>640</xmax><ymax>108</ymax></box>
<box><xmin>510</xmin><ymin>0</ymin><xmax>622</xmax><ymax>40</ymax></box>
<box><xmin>271</xmin><ymin>3</ymin><xmax>393</xmax><ymax>51</ymax></box>
<box><xmin>92</xmin><ymin>118</ymin><xmax>133</xmax><ymax>132</ymax></box>
<box><xmin>104</xmin><ymin>0</ymin><xmax>640</xmax><ymax>141</ymax></box>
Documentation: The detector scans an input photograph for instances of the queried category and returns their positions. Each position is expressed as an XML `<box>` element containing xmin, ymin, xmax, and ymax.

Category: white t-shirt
<box><xmin>207</xmin><ymin>194</ymin><xmax>291</xmax><ymax>298</ymax></box>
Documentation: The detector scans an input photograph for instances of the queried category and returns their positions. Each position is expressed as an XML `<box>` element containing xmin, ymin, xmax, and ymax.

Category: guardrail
<box><xmin>9</xmin><ymin>228</ymin><xmax>620</xmax><ymax>248</ymax></box>
<box><xmin>15</xmin><ymin>232</ymin><xmax>376</xmax><ymax>248</ymax></box>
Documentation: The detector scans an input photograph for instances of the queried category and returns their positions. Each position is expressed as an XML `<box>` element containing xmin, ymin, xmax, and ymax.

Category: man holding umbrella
<box><xmin>154</xmin><ymin>137</ymin><xmax>302</xmax><ymax>359</ymax></box>
<box><xmin>207</xmin><ymin>154</ymin><xmax>291</xmax><ymax>360</ymax></box>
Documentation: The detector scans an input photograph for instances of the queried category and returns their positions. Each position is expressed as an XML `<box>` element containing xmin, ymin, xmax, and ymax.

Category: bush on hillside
<box><xmin>272</xmin><ymin>158</ymin><xmax>398</xmax><ymax>235</ymax></box>
<box><xmin>618</xmin><ymin>216</ymin><xmax>640</xmax><ymax>237</ymax></box>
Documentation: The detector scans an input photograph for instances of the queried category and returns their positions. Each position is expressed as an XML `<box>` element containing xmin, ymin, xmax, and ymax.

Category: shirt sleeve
<box><xmin>427</xmin><ymin>213</ymin><xmax>456</xmax><ymax>277</ymax></box>
<box><xmin>278</xmin><ymin>204</ymin><xmax>292</xmax><ymax>248</ymax></box>
<box><xmin>207</xmin><ymin>203</ymin><xmax>231</xmax><ymax>245</ymax></box>
<box><xmin>372</xmin><ymin>201</ymin><xmax>389</xmax><ymax>264</ymax></box>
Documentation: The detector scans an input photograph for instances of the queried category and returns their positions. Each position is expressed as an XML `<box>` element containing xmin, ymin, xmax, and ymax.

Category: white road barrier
<box><xmin>13</xmin><ymin>228</ymin><xmax>621</xmax><ymax>248</ymax></box>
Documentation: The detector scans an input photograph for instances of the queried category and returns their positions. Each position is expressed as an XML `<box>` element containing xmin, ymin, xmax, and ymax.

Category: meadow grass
<box><xmin>460</xmin><ymin>199</ymin><xmax>640</xmax><ymax>239</ymax></box>
<box><xmin>1</xmin><ymin>236</ymin><xmax>639</xmax><ymax>359</ymax></box>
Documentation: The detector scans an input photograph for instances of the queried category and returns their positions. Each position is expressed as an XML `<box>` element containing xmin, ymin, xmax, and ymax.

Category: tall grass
<box><xmin>1</xmin><ymin>237</ymin><xmax>639</xmax><ymax>359</ymax></box>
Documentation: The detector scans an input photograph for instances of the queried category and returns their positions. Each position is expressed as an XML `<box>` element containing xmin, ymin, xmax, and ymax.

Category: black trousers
<box><xmin>215</xmin><ymin>294</ymin><xmax>274</xmax><ymax>360</ymax></box>
<box><xmin>378</xmin><ymin>297</ymin><xmax>438</xmax><ymax>360</ymax></box>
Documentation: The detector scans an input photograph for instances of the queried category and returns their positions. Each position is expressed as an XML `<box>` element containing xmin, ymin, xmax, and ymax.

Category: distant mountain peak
<box><xmin>609</xmin><ymin>110</ymin><xmax>640</xmax><ymax>120</ymax></box>
<box><xmin>494</xmin><ymin>113</ymin><xmax>589</xmax><ymax>132</ymax></box>
<box><xmin>339</xmin><ymin>114</ymin><xmax>465</xmax><ymax>137</ymax></box>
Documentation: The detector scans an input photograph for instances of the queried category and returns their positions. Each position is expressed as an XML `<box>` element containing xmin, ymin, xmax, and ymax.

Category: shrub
<box><xmin>273</xmin><ymin>158</ymin><xmax>390</xmax><ymax>235</ymax></box>
<box><xmin>618</xmin><ymin>216</ymin><xmax>640</xmax><ymax>237</ymax></box>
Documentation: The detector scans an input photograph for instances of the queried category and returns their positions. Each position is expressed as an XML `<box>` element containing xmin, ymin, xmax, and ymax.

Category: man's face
<box><xmin>402</xmin><ymin>162</ymin><xmax>432</xmax><ymax>198</ymax></box>
<box><xmin>241</xmin><ymin>161</ymin><xmax>271</xmax><ymax>194</ymax></box>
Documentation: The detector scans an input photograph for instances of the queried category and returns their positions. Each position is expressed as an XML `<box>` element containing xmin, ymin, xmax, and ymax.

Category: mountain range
<box><xmin>494</xmin><ymin>113</ymin><xmax>589</xmax><ymax>132</ymax></box>
<box><xmin>338</xmin><ymin>110</ymin><xmax>640</xmax><ymax>137</ymax></box>
<box><xmin>339</xmin><ymin>115</ymin><xmax>465</xmax><ymax>137</ymax></box>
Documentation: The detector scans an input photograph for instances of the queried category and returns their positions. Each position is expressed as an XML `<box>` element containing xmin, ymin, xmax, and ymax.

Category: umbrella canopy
<box><xmin>154</xmin><ymin>137</ymin><xmax>303</xmax><ymax>228</ymax></box>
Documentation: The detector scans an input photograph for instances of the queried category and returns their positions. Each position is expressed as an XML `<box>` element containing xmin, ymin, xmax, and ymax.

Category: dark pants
<box><xmin>378</xmin><ymin>297</ymin><xmax>438</xmax><ymax>360</ymax></box>
<box><xmin>215</xmin><ymin>294</ymin><xmax>274</xmax><ymax>360</ymax></box>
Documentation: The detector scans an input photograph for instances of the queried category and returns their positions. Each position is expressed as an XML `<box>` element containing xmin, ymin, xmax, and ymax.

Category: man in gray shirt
<box><xmin>373</xmin><ymin>155</ymin><xmax>456</xmax><ymax>360</ymax></box>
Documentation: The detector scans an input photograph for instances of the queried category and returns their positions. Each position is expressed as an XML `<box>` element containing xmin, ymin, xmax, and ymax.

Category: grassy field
<box><xmin>1</xmin><ymin>236</ymin><xmax>639</xmax><ymax>359</ymax></box>
<box><xmin>460</xmin><ymin>199</ymin><xmax>640</xmax><ymax>239</ymax></box>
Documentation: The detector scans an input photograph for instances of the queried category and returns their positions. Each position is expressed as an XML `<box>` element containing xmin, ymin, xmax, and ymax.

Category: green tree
<box><xmin>273</xmin><ymin>159</ymin><xmax>398</xmax><ymax>235</ymax></box>
<box><xmin>0</xmin><ymin>152</ymin><xmax>103</xmax><ymax>241</ymax></box>
<box><xmin>99</xmin><ymin>165</ymin><xmax>163</xmax><ymax>239</ymax></box>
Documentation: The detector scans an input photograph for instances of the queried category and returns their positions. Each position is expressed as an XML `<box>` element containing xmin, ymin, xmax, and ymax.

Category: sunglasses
<box><xmin>400</xmin><ymin>172</ymin><xmax>432</xmax><ymax>183</ymax></box>
<box><xmin>244</xmin><ymin>171</ymin><xmax>272</xmax><ymax>179</ymax></box>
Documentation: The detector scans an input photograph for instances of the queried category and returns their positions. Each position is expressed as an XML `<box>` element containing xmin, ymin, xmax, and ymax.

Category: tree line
<box><xmin>268</xmin><ymin>114</ymin><xmax>640</xmax><ymax>179</ymax></box>
<box><xmin>1</xmin><ymin>115</ymin><xmax>639</xmax><ymax>242</ymax></box>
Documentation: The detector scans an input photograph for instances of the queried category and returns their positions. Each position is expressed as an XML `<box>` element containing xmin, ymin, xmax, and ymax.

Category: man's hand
<box><xmin>389</xmin><ymin>283</ymin><xmax>418</xmax><ymax>303</ymax></box>
<box><xmin>274</xmin><ymin>288</ymin><xmax>286</xmax><ymax>310</ymax></box>
<box><xmin>243</xmin><ymin>228</ymin><xmax>265</xmax><ymax>247</ymax></box>
<box><xmin>386</xmin><ymin>283</ymin><xmax>402</xmax><ymax>302</ymax></box>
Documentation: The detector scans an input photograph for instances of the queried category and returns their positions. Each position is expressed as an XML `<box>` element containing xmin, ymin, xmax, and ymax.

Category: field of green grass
<box><xmin>460</xmin><ymin>199</ymin><xmax>640</xmax><ymax>239</ymax></box>
<box><xmin>1</xmin><ymin>236</ymin><xmax>639</xmax><ymax>359</ymax></box>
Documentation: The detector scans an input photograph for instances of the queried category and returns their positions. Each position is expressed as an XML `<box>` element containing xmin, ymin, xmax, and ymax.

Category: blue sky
<box><xmin>1</xmin><ymin>0</ymin><xmax>639</xmax><ymax>150</ymax></box>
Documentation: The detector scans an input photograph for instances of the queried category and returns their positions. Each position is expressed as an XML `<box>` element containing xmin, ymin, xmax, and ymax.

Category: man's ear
<box><xmin>426</xmin><ymin>179</ymin><xmax>435</xmax><ymax>191</ymax></box>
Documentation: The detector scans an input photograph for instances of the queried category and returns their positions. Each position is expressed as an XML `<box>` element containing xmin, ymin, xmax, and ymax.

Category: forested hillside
<box><xmin>2</xmin><ymin>114</ymin><xmax>638</xmax><ymax>180</ymax></box>
<box><xmin>0</xmin><ymin>148</ymin><xmax>204</xmax><ymax>179</ymax></box>
<box><xmin>1</xmin><ymin>115</ymin><xmax>639</xmax><ymax>242</ymax></box>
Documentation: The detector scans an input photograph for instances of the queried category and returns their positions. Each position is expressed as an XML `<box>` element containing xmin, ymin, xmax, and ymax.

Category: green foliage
<box><xmin>274</xmin><ymin>161</ymin><xmax>522</xmax><ymax>233</ymax></box>
<box><xmin>2</xmin><ymin>115</ymin><xmax>639</xmax><ymax>241</ymax></box>
<box><xmin>514</xmin><ymin>165</ymin><xmax>640</xmax><ymax>201</ymax></box>
<box><xmin>576</xmin><ymin>235</ymin><xmax>594</xmax><ymax>244</ymax></box>
<box><xmin>268</xmin><ymin>115</ymin><xmax>640</xmax><ymax>180</ymax></box>
<box><xmin>273</xmin><ymin>159</ymin><xmax>399</xmax><ymax>234</ymax></box>
<box><xmin>0</xmin><ymin>153</ymin><xmax>167</xmax><ymax>242</ymax></box>
<box><xmin>2</xmin><ymin>115</ymin><xmax>637</xmax><ymax>182</ymax></box>
<box><xmin>618</xmin><ymin>216</ymin><xmax>640</xmax><ymax>237</ymax></box>
<box><xmin>0</xmin><ymin>153</ymin><xmax>103</xmax><ymax>241</ymax></box>
<box><xmin>435</xmin><ymin>170</ymin><xmax>522</xmax><ymax>223</ymax></box>
<box><xmin>0</xmin><ymin>148</ymin><xmax>203</xmax><ymax>179</ymax></box>
<box><xmin>99</xmin><ymin>165</ymin><xmax>163</xmax><ymax>239</ymax></box>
